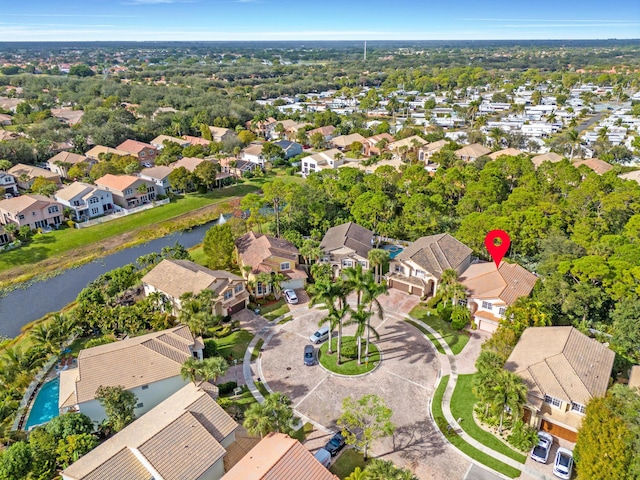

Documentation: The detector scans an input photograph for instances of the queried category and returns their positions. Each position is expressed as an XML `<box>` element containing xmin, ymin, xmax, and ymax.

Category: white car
<box><xmin>530</xmin><ymin>432</ymin><xmax>553</xmax><ymax>463</ymax></box>
<box><xmin>142</xmin><ymin>162</ymin><xmax>153</xmax><ymax>168</ymax></box>
<box><xmin>553</xmin><ymin>447</ymin><xmax>574</xmax><ymax>479</ymax></box>
<box><xmin>283</xmin><ymin>289</ymin><xmax>298</xmax><ymax>304</ymax></box>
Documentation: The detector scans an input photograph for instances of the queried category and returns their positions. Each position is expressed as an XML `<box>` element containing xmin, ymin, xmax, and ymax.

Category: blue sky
<box><xmin>2</xmin><ymin>0</ymin><xmax>639</xmax><ymax>41</ymax></box>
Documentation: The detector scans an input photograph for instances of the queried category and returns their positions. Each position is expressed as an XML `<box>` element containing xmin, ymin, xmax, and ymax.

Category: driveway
<box><xmin>257</xmin><ymin>299</ymin><xmax>472</xmax><ymax>480</ymax></box>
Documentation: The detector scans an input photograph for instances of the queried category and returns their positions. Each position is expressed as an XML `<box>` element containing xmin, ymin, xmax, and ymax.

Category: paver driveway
<box><xmin>258</xmin><ymin>302</ymin><xmax>472</xmax><ymax>480</ymax></box>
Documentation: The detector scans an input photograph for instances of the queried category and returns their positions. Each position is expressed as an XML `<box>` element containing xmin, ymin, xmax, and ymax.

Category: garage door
<box><xmin>541</xmin><ymin>420</ymin><xmax>578</xmax><ymax>443</ymax></box>
<box><xmin>282</xmin><ymin>279</ymin><xmax>305</xmax><ymax>290</ymax></box>
<box><xmin>227</xmin><ymin>301</ymin><xmax>246</xmax><ymax>315</ymax></box>
<box><xmin>476</xmin><ymin>316</ymin><xmax>499</xmax><ymax>333</ymax></box>
<box><xmin>390</xmin><ymin>279</ymin><xmax>410</xmax><ymax>293</ymax></box>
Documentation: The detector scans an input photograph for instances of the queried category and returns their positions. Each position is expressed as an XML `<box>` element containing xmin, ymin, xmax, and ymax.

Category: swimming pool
<box><xmin>25</xmin><ymin>377</ymin><xmax>60</xmax><ymax>430</ymax></box>
<box><xmin>382</xmin><ymin>244</ymin><xmax>404</xmax><ymax>259</ymax></box>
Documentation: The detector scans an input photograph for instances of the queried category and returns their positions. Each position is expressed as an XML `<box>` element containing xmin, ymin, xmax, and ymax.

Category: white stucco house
<box><xmin>54</xmin><ymin>182</ymin><xmax>115</xmax><ymax>221</ymax></box>
<box><xmin>58</xmin><ymin>325</ymin><xmax>204</xmax><ymax>425</ymax></box>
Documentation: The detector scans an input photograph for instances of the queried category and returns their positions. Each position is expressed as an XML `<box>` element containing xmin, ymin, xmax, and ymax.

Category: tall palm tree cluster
<box><xmin>309</xmin><ymin>263</ymin><xmax>388</xmax><ymax>366</ymax></box>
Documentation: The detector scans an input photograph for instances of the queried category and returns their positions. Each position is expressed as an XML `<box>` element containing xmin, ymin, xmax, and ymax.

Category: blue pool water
<box><xmin>25</xmin><ymin>377</ymin><xmax>60</xmax><ymax>430</ymax></box>
<box><xmin>382</xmin><ymin>244</ymin><xmax>404</xmax><ymax>259</ymax></box>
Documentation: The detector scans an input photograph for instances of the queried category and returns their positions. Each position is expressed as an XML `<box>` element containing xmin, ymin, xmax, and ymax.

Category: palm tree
<box><xmin>310</xmin><ymin>278</ymin><xmax>350</xmax><ymax>362</ymax></box>
<box><xmin>318</xmin><ymin>304</ymin><xmax>350</xmax><ymax>356</ymax></box>
<box><xmin>345</xmin><ymin>466</ymin><xmax>367</xmax><ymax>480</ymax></box>
<box><xmin>345</xmin><ymin>305</ymin><xmax>374</xmax><ymax>365</ymax></box>
<box><xmin>269</xmin><ymin>272</ymin><xmax>287</xmax><ymax>300</ymax></box>
<box><xmin>343</xmin><ymin>263</ymin><xmax>368</xmax><ymax>308</ymax></box>
<box><xmin>364</xmin><ymin>459</ymin><xmax>418</xmax><ymax>480</ymax></box>
<box><xmin>564</xmin><ymin>129</ymin><xmax>581</xmax><ymax>161</ymax></box>
<box><xmin>198</xmin><ymin>357</ymin><xmax>229</xmax><ymax>385</ymax></box>
<box><xmin>491</xmin><ymin>370</ymin><xmax>528</xmax><ymax>433</ymax></box>
<box><xmin>243</xmin><ymin>392</ymin><xmax>295</xmax><ymax>438</ymax></box>
<box><xmin>368</xmin><ymin>248</ymin><xmax>390</xmax><ymax>284</ymax></box>
<box><xmin>180</xmin><ymin>358</ymin><xmax>200</xmax><ymax>385</ymax></box>
<box><xmin>437</xmin><ymin>268</ymin><xmax>465</xmax><ymax>305</ymax></box>
<box><xmin>362</xmin><ymin>277</ymin><xmax>387</xmax><ymax>357</ymax></box>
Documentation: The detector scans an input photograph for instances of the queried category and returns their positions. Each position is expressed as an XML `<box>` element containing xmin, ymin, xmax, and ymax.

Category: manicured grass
<box><xmin>406</xmin><ymin>319</ymin><xmax>445</xmax><ymax>354</ymax></box>
<box><xmin>451</xmin><ymin>374</ymin><xmax>526</xmax><ymax>463</ymax></box>
<box><xmin>188</xmin><ymin>245</ymin><xmax>207</xmax><ymax>266</ymax></box>
<box><xmin>215</xmin><ymin>330</ymin><xmax>254</xmax><ymax>362</ymax></box>
<box><xmin>261</xmin><ymin>299</ymin><xmax>290</xmax><ymax>321</ymax></box>
<box><xmin>329</xmin><ymin>449</ymin><xmax>370</xmax><ymax>479</ymax></box>
<box><xmin>409</xmin><ymin>305</ymin><xmax>470</xmax><ymax>355</ymax></box>
<box><xmin>318</xmin><ymin>336</ymin><xmax>380</xmax><ymax>375</ymax></box>
<box><xmin>432</xmin><ymin>376</ymin><xmax>521</xmax><ymax>478</ymax></box>
<box><xmin>290</xmin><ymin>422</ymin><xmax>314</xmax><ymax>442</ymax></box>
<box><xmin>255</xmin><ymin>381</ymin><xmax>270</xmax><ymax>398</ymax></box>
<box><xmin>67</xmin><ymin>336</ymin><xmax>97</xmax><ymax>357</ymax></box>
<box><xmin>0</xmin><ymin>185</ymin><xmax>259</xmax><ymax>274</ymax></box>
<box><xmin>251</xmin><ymin>338</ymin><xmax>264</xmax><ymax>361</ymax></box>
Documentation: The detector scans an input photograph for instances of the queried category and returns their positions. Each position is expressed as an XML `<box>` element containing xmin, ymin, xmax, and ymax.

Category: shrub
<box><xmin>67</xmin><ymin>220</ymin><xmax>76</xmax><ymax>228</ymax></box>
<box><xmin>218</xmin><ymin>381</ymin><xmax>238</xmax><ymax>395</ymax></box>
<box><xmin>341</xmin><ymin>342</ymin><xmax>359</xmax><ymax>359</ymax></box>
<box><xmin>203</xmin><ymin>338</ymin><xmax>217</xmax><ymax>357</ymax></box>
<box><xmin>286</xmin><ymin>166</ymin><xmax>297</xmax><ymax>176</ymax></box>
<box><xmin>438</xmin><ymin>303</ymin><xmax>452</xmax><ymax>322</ymax></box>
<box><xmin>451</xmin><ymin>306</ymin><xmax>470</xmax><ymax>331</ymax></box>
<box><xmin>506</xmin><ymin>420</ymin><xmax>538</xmax><ymax>451</ymax></box>
<box><xmin>426</xmin><ymin>295</ymin><xmax>441</xmax><ymax>308</ymax></box>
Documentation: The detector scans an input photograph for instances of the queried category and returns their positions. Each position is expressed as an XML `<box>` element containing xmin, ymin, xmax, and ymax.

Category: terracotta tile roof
<box><xmin>8</xmin><ymin>163</ymin><xmax>60</xmax><ymax>181</ymax></box>
<box><xmin>397</xmin><ymin>233</ymin><xmax>472</xmax><ymax>278</ymax></box>
<box><xmin>182</xmin><ymin>135</ymin><xmax>211</xmax><ymax>146</ymax></box>
<box><xmin>531</xmin><ymin>152</ymin><xmax>563</xmax><ymax>168</ymax></box>
<box><xmin>307</xmin><ymin>125</ymin><xmax>336</xmax><ymax>136</ymax></box>
<box><xmin>141</xmin><ymin>259</ymin><xmax>244</xmax><ymax>300</ymax></box>
<box><xmin>236</xmin><ymin>232</ymin><xmax>301</xmax><ymax>273</ymax></box>
<box><xmin>305</xmin><ymin>149</ymin><xmax>344</xmax><ymax>166</ymax></box>
<box><xmin>573</xmin><ymin>158</ymin><xmax>613</xmax><ymax>175</ymax></box>
<box><xmin>455</xmin><ymin>143</ymin><xmax>491</xmax><ymax>160</ymax></box>
<box><xmin>140</xmin><ymin>165</ymin><xmax>173</xmax><ymax>180</ymax></box>
<box><xmin>85</xmin><ymin>145</ymin><xmax>131</xmax><ymax>159</ymax></box>
<box><xmin>60</xmin><ymin>325</ymin><xmax>199</xmax><ymax>407</ymax></box>
<box><xmin>619</xmin><ymin>170</ymin><xmax>640</xmax><ymax>185</ymax></box>
<box><xmin>62</xmin><ymin>382</ymin><xmax>237</xmax><ymax>480</ymax></box>
<box><xmin>94</xmin><ymin>174</ymin><xmax>139</xmax><ymax>192</ymax></box>
<box><xmin>320</xmin><ymin>222</ymin><xmax>373</xmax><ymax>259</ymax></box>
<box><xmin>387</xmin><ymin>135</ymin><xmax>428</xmax><ymax>150</ymax></box>
<box><xmin>364</xmin><ymin>133</ymin><xmax>394</xmax><ymax>145</ymax></box>
<box><xmin>117</xmin><ymin>140</ymin><xmax>156</xmax><ymax>154</ymax></box>
<box><xmin>171</xmin><ymin>156</ymin><xmax>206</xmax><ymax>172</ymax></box>
<box><xmin>460</xmin><ymin>261</ymin><xmax>537</xmax><ymax>305</ymax></box>
<box><xmin>48</xmin><ymin>151</ymin><xmax>88</xmax><ymax>166</ymax></box>
<box><xmin>223</xmin><ymin>432</ymin><xmax>338</xmax><ymax>480</ymax></box>
<box><xmin>488</xmin><ymin>148</ymin><xmax>523</xmax><ymax>160</ymax></box>
<box><xmin>0</xmin><ymin>194</ymin><xmax>60</xmax><ymax>215</ymax></box>
<box><xmin>54</xmin><ymin>182</ymin><xmax>98</xmax><ymax>202</ymax></box>
<box><xmin>422</xmin><ymin>139</ymin><xmax>448</xmax><ymax>153</ymax></box>
<box><xmin>331</xmin><ymin>133</ymin><xmax>366</xmax><ymax>148</ymax></box>
<box><xmin>150</xmin><ymin>135</ymin><xmax>189</xmax><ymax>147</ymax></box>
<box><xmin>243</xmin><ymin>144</ymin><xmax>264</xmax><ymax>156</ymax></box>
<box><xmin>505</xmin><ymin>326</ymin><xmax>615</xmax><ymax>406</ymax></box>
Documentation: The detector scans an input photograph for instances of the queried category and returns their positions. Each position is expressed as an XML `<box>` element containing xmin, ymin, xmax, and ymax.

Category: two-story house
<box><xmin>150</xmin><ymin>135</ymin><xmax>190</xmax><ymax>150</ymax></box>
<box><xmin>0</xmin><ymin>172</ymin><xmax>18</xmax><ymax>195</ymax></box>
<box><xmin>46</xmin><ymin>152</ymin><xmax>91</xmax><ymax>179</ymax></box>
<box><xmin>58</xmin><ymin>325</ymin><xmax>204</xmax><ymax>425</ymax></box>
<box><xmin>387</xmin><ymin>233</ymin><xmax>472</xmax><ymax>298</ymax></box>
<box><xmin>62</xmin><ymin>382</ymin><xmax>238</xmax><ymax>480</ymax></box>
<box><xmin>241</xmin><ymin>143</ymin><xmax>266</xmax><ymax>167</ymax></box>
<box><xmin>387</xmin><ymin>135</ymin><xmax>429</xmax><ymax>160</ymax></box>
<box><xmin>141</xmin><ymin>259</ymin><xmax>249</xmax><ymax>316</ymax></box>
<box><xmin>138</xmin><ymin>165</ymin><xmax>173</xmax><ymax>196</ymax></box>
<box><xmin>454</xmin><ymin>143</ymin><xmax>491</xmax><ymax>162</ymax></box>
<box><xmin>418</xmin><ymin>139</ymin><xmax>448</xmax><ymax>162</ymax></box>
<box><xmin>301</xmin><ymin>149</ymin><xmax>346</xmax><ymax>176</ymax></box>
<box><xmin>84</xmin><ymin>145</ymin><xmax>131</xmax><ymax>162</ymax></box>
<box><xmin>362</xmin><ymin>133</ymin><xmax>394</xmax><ymax>156</ymax></box>
<box><xmin>330</xmin><ymin>133</ymin><xmax>366</xmax><ymax>151</ymax></box>
<box><xmin>320</xmin><ymin>222</ymin><xmax>374</xmax><ymax>276</ymax></box>
<box><xmin>459</xmin><ymin>261</ymin><xmax>538</xmax><ymax>333</ymax></box>
<box><xmin>505</xmin><ymin>326</ymin><xmax>615</xmax><ymax>442</ymax></box>
<box><xmin>208</xmin><ymin>126</ymin><xmax>238</xmax><ymax>143</ymax></box>
<box><xmin>0</xmin><ymin>194</ymin><xmax>64</xmax><ymax>230</ymax></box>
<box><xmin>94</xmin><ymin>174</ymin><xmax>156</xmax><ymax>209</ymax></box>
<box><xmin>117</xmin><ymin>139</ymin><xmax>158</xmax><ymax>163</ymax></box>
<box><xmin>273</xmin><ymin>140</ymin><xmax>303</xmax><ymax>159</ymax></box>
<box><xmin>8</xmin><ymin>163</ymin><xmax>61</xmax><ymax>190</ymax></box>
<box><xmin>306</xmin><ymin>125</ymin><xmax>336</xmax><ymax>144</ymax></box>
<box><xmin>235</xmin><ymin>231</ymin><xmax>307</xmax><ymax>295</ymax></box>
<box><xmin>54</xmin><ymin>182</ymin><xmax>114</xmax><ymax>221</ymax></box>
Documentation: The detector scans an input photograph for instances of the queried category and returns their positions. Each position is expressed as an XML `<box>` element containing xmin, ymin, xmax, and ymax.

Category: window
<box><xmin>415</xmin><ymin>269</ymin><xmax>426</xmax><ymax>278</ymax></box>
<box><xmin>498</xmin><ymin>307</ymin><xmax>506</xmax><ymax>316</ymax></box>
<box><xmin>141</xmin><ymin>385</ymin><xmax>149</xmax><ymax>390</ymax></box>
<box><xmin>257</xmin><ymin>282</ymin><xmax>264</xmax><ymax>295</ymax></box>
<box><xmin>544</xmin><ymin>395</ymin><xmax>562</xmax><ymax>408</ymax></box>
<box><xmin>394</xmin><ymin>264</ymin><xmax>405</xmax><ymax>274</ymax></box>
<box><xmin>18</xmin><ymin>214</ymin><xmax>24</xmax><ymax>220</ymax></box>
<box><xmin>91</xmin><ymin>208</ymin><xmax>99</xmax><ymax>215</ymax></box>
<box><xmin>89</xmin><ymin>197</ymin><xmax>99</xmax><ymax>204</ymax></box>
<box><xmin>359</xmin><ymin>261</ymin><xmax>367</xmax><ymax>267</ymax></box>
<box><xmin>224</xmin><ymin>290</ymin><xmax>233</xmax><ymax>300</ymax></box>
<box><xmin>234</xmin><ymin>284</ymin><xmax>243</xmax><ymax>294</ymax></box>
<box><xmin>124</xmin><ymin>188</ymin><xmax>132</xmax><ymax>195</ymax></box>
<box><xmin>280</xmin><ymin>262</ymin><xmax>290</xmax><ymax>270</ymax></box>
<box><xmin>571</xmin><ymin>402</ymin><xmax>586</xmax><ymax>414</ymax></box>
<box><xmin>136</xmin><ymin>402</ymin><xmax>144</xmax><ymax>408</ymax></box>
<box><xmin>481</xmin><ymin>301</ymin><xmax>493</xmax><ymax>310</ymax></box>
<box><xmin>140</xmin><ymin>151</ymin><xmax>145</xmax><ymax>157</ymax></box>
<box><xmin>458</xmin><ymin>299</ymin><xmax>468</xmax><ymax>306</ymax></box>
<box><xmin>342</xmin><ymin>259</ymin><xmax>353</xmax><ymax>267</ymax></box>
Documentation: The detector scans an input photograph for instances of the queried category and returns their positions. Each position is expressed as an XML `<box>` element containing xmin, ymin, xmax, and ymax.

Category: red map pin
<box><xmin>485</xmin><ymin>230</ymin><xmax>511</xmax><ymax>268</ymax></box>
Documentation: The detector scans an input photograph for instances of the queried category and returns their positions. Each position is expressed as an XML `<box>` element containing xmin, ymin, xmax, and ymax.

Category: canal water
<box><xmin>0</xmin><ymin>222</ymin><xmax>215</xmax><ymax>338</ymax></box>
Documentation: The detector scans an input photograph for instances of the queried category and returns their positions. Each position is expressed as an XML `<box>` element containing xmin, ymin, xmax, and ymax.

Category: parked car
<box><xmin>283</xmin><ymin>289</ymin><xmax>298</xmax><ymax>304</ymax></box>
<box><xmin>553</xmin><ymin>447</ymin><xmax>574</xmax><ymax>479</ymax></box>
<box><xmin>530</xmin><ymin>432</ymin><xmax>553</xmax><ymax>463</ymax></box>
<box><xmin>313</xmin><ymin>448</ymin><xmax>332</xmax><ymax>468</ymax></box>
<box><xmin>304</xmin><ymin>345</ymin><xmax>315</xmax><ymax>366</ymax></box>
<box><xmin>142</xmin><ymin>162</ymin><xmax>153</xmax><ymax>168</ymax></box>
<box><xmin>324</xmin><ymin>432</ymin><xmax>345</xmax><ymax>456</ymax></box>
<box><xmin>309</xmin><ymin>327</ymin><xmax>330</xmax><ymax>344</ymax></box>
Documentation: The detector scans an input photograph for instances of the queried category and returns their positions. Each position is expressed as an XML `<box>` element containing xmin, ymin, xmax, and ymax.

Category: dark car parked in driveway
<box><xmin>304</xmin><ymin>345</ymin><xmax>315</xmax><ymax>366</ymax></box>
<box><xmin>324</xmin><ymin>432</ymin><xmax>345</xmax><ymax>456</ymax></box>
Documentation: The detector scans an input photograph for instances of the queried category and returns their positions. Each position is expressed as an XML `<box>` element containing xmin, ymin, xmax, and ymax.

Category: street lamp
<box><xmin>233</xmin><ymin>358</ymin><xmax>238</xmax><ymax>386</ymax></box>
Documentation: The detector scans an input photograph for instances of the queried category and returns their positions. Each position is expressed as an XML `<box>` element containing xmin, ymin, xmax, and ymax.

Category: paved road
<box><xmin>576</xmin><ymin>112</ymin><xmax>604</xmax><ymax>133</ymax></box>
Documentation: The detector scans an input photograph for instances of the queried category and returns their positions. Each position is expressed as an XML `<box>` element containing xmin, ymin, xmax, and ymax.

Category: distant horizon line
<box><xmin>0</xmin><ymin>38</ymin><xmax>639</xmax><ymax>43</ymax></box>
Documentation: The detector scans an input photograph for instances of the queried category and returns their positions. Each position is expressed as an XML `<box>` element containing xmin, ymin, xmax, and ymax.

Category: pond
<box><xmin>0</xmin><ymin>221</ymin><xmax>216</xmax><ymax>338</ymax></box>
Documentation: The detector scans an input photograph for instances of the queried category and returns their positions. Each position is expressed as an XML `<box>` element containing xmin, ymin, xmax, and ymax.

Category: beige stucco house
<box><xmin>387</xmin><ymin>233</ymin><xmax>472</xmax><ymax>297</ymax></box>
<box><xmin>235</xmin><ymin>231</ymin><xmax>307</xmax><ymax>294</ymax></box>
<box><xmin>142</xmin><ymin>259</ymin><xmax>249</xmax><ymax>316</ymax></box>
<box><xmin>0</xmin><ymin>194</ymin><xmax>64</xmax><ymax>230</ymax></box>
<box><xmin>58</xmin><ymin>325</ymin><xmax>204</xmax><ymax>425</ymax></box>
<box><xmin>459</xmin><ymin>261</ymin><xmax>538</xmax><ymax>333</ymax></box>
<box><xmin>8</xmin><ymin>163</ymin><xmax>61</xmax><ymax>190</ymax></box>
<box><xmin>62</xmin><ymin>382</ymin><xmax>237</xmax><ymax>480</ymax></box>
<box><xmin>47</xmin><ymin>152</ymin><xmax>91</xmax><ymax>179</ymax></box>
<box><xmin>320</xmin><ymin>222</ymin><xmax>374</xmax><ymax>276</ymax></box>
<box><xmin>454</xmin><ymin>143</ymin><xmax>491</xmax><ymax>162</ymax></box>
<box><xmin>94</xmin><ymin>174</ymin><xmax>156</xmax><ymax>208</ymax></box>
<box><xmin>505</xmin><ymin>326</ymin><xmax>615</xmax><ymax>442</ymax></box>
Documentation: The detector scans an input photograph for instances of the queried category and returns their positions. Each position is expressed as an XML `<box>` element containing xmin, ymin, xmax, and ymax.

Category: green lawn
<box><xmin>188</xmin><ymin>245</ymin><xmax>207</xmax><ymax>266</ymax></box>
<box><xmin>405</xmin><ymin>319</ymin><xmax>445</xmax><ymax>354</ymax></box>
<box><xmin>0</xmin><ymin>185</ymin><xmax>260</xmax><ymax>275</ymax></box>
<box><xmin>215</xmin><ymin>330</ymin><xmax>254</xmax><ymax>362</ymax></box>
<box><xmin>432</xmin><ymin>375</ymin><xmax>521</xmax><ymax>478</ymax></box>
<box><xmin>451</xmin><ymin>374</ymin><xmax>526</xmax><ymax>463</ymax></box>
<box><xmin>260</xmin><ymin>299</ymin><xmax>290</xmax><ymax>321</ymax></box>
<box><xmin>329</xmin><ymin>449</ymin><xmax>369</xmax><ymax>479</ymax></box>
<box><xmin>290</xmin><ymin>422</ymin><xmax>314</xmax><ymax>442</ymax></box>
<box><xmin>251</xmin><ymin>338</ymin><xmax>264</xmax><ymax>361</ymax></box>
<box><xmin>318</xmin><ymin>336</ymin><xmax>380</xmax><ymax>375</ymax></box>
<box><xmin>409</xmin><ymin>305</ymin><xmax>470</xmax><ymax>355</ymax></box>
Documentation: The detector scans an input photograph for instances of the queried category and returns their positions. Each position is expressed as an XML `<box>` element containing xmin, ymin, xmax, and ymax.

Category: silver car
<box><xmin>530</xmin><ymin>432</ymin><xmax>553</xmax><ymax>463</ymax></box>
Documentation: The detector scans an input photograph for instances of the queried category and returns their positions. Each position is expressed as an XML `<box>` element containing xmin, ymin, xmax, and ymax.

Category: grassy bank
<box><xmin>409</xmin><ymin>305</ymin><xmax>470</xmax><ymax>354</ymax></box>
